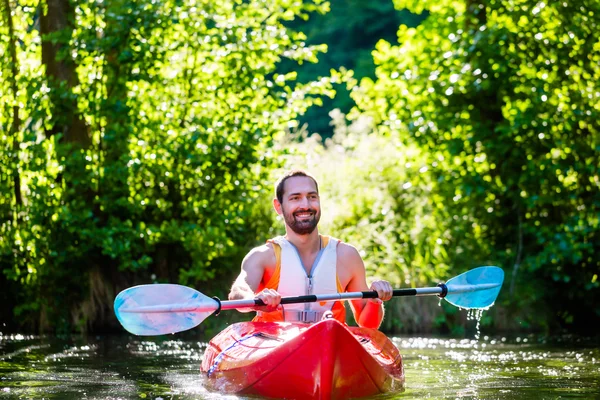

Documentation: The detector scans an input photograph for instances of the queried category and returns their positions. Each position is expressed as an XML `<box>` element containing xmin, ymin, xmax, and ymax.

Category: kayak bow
<box><xmin>200</xmin><ymin>318</ymin><xmax>404</xmax><ymax>400</ymax></box>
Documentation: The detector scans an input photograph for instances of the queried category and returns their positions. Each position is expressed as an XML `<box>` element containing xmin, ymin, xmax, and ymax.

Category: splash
<box><xmin>467</xmin><ymin>308</ymin><xmax>486</xmax><ymax>340</ymax></box>
<box><xmin>437</xmin><ymin>297</ymin><xmax>494</xmax><ymax>341</ymax></box>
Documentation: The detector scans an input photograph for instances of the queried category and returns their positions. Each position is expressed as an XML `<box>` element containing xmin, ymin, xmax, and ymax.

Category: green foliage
<box><xmin>0</xmin><ymin>0</ymin><xmax>335</xmax><ymax>332</ymax></box>
<box><xmin>280</xmin><ymin>0</ymin><xmax>427</xmax><ymax>137</ymax></box>
<box><xmin>2</xmin><ymin>0</ymin><xmax>598</xmax><ymax>336</ymax></box>
<box><xmin>350</xmin><ymin>0</ymin><xmax>600</xmax><ymax>332</ymax></box>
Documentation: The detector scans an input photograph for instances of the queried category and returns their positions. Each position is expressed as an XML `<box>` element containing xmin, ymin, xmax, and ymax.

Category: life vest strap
<box><xmin>284</xmin><ymin>309</ymin><xmax>324</xmax><ymax>323</ymax></box>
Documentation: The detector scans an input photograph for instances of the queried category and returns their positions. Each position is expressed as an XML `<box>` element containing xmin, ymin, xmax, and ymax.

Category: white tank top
<box><xmin>271</xmin><ymin>236</ymin><xmax>339</xmax><ymax>321</ymax></box>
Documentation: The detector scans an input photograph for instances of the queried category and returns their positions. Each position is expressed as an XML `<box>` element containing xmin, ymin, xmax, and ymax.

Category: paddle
<box><xmin>114</xmin><ymin>266</ymin><xmax>503</xmax><ymax>336</ymax></box>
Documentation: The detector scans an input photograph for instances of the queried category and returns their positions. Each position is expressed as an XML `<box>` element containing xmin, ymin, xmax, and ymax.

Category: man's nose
<box><xmin>299</xmin><ymin>196</ymin><xmax>310</xmax><ymax>208</ymax></box>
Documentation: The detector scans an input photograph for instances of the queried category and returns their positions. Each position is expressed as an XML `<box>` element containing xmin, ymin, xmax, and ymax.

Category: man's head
<box><xmin>274</xmin><ymin>170</ymin><xmax>321</xmax><ymax>235</ymax></box>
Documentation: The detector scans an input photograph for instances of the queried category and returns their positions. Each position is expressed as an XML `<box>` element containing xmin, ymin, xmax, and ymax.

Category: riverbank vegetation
<box><xmin>1</xmin><ymin>0</ymin><xmax>598</xmax><ymax>335</ymax></box>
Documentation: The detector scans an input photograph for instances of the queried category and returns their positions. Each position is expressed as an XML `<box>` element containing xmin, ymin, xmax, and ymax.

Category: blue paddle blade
<box><xmin>444</xmin><ymin>266</ymin><xmax>504</xmax><ymax>309</ymax></box>
<box><xmin>114</xmin><ymin>284</ymin><xmax>218</xmax><ymax>336</ymax></box>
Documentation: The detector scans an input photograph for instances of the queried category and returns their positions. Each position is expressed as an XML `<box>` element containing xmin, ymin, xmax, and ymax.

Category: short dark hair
<box><xmin>275</xmin><ymin>170</ymin><xmax>319</xmax><ymax>204</ymax></box>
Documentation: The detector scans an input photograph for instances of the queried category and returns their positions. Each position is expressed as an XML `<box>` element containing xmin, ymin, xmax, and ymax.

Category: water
<box><xmin>1</xmin><ymin>331</ymin><xmax>599</xmax><ymax>399</ymax></box>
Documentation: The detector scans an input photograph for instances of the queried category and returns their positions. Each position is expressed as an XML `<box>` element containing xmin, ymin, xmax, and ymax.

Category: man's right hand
<box><xmin>255</xmin><ymin>288</ymin><xmax>282</xmax><ymax>312</ymax></box>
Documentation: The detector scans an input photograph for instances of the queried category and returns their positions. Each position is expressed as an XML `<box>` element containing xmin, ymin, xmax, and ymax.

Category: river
<box><xmin>1</xmin><ymin>330</ymin><xmax>599</xmax><ymax>399</ymax></box>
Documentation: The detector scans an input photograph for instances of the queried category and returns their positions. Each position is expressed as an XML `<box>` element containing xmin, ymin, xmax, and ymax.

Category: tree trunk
<box><xmin>40</xmin><ymin>0</ymin><xmax>90</xmax><ymax>147</ymax></box>
<box><xmin>2</xmin><ymin>0</ymin><xmax>23</xmax><ymax>209</ymax></box>
<box><xmin>98</xmin><ymin>0</ymin><xmax>134</xmax><ymax>215</ymax></box>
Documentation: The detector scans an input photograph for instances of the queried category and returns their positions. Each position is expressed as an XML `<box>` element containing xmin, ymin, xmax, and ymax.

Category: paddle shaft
<box><xmin>116</xmin><ymin>287</ymin><xmax>444</xmax><ymax>314</ymax></box>
<box><xmin>224</xmin><ymin>285</ymin><xmax>448</xmax><ymax>310</ymax></box>
<box><xmin>230</xmin><ymin>282</ymin><xmax>500</xmax><ymax>310</ymax></box>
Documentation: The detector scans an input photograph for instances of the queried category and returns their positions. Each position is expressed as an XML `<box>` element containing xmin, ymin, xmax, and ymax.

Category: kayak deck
<box><xmin>201</xmin><ymin>318</ymin><xmax>404</xmax><ymax>399</ymax></box>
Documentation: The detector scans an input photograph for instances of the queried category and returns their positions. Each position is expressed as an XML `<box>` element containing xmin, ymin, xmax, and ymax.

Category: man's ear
<box><xmin>273</xmin><ymin>198</ymin><xmax>283</xmax><ymax>215</ymax></box>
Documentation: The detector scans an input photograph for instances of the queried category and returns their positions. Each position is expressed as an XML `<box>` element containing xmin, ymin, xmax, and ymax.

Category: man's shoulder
<box><xmin>335</xmin><ymin>241</ymin><xmax>365</xmax><ymax>282</ymax></box>
<box><xmin>247</xmin><ymin>242</ymin><xmax>274</xmax><ymax>255</ymax></box>
<box><xmin>243</xmin><ymin>242</ymin><xmax>276</xmax><ymax>264</ymax></box>
<box><xmin>335</xmin><ymin>240</ymin><xmax>361</xmax><ymax>259</ymax></box>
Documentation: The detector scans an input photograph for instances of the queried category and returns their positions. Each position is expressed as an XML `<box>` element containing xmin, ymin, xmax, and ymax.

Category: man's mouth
<box><xmin>294</xmin><ymin>211</ymin><xmax>314</xmax><ymax>219</ymax></box>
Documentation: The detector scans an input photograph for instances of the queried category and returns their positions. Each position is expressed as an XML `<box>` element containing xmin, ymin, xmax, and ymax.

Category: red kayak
<box><xmin>200</xmin><ymin>318</ymin><xmax>404</xmax><ymax>399</ymax></box>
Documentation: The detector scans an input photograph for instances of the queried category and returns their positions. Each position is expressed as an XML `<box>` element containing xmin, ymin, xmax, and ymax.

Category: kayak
<box><xmin>201</xmin><ymin>318</ymin><xmax>404</xmax><ymax>399</ymax></box>
<box><xmin>200</xmin><ymin>318</ymin><xmax>404</xmax><ymax>399</ymax></box>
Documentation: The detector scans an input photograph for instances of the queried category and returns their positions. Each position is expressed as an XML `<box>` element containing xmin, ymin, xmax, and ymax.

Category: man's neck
<box><xmin>284</xmin><ymin>229</ymin><xmax>321</xmax><ymax>253</ymax></box>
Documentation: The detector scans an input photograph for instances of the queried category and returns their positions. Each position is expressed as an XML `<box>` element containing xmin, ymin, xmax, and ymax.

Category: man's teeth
<box><xmin>296</xmin><ymin>213</ymin><xmax>312</xmax><ymax>217</ymax></box>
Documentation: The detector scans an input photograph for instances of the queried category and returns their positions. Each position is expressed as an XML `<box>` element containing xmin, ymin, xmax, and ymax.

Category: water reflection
<box><xmin>394</xmin><ymin>336</ymin><xmax>600</xmax><ymax>399</ymax></box>
<box><xmin>1</xmin><ymin>332</ymin><xmax>598</xmax><ymax>399</ymax></box>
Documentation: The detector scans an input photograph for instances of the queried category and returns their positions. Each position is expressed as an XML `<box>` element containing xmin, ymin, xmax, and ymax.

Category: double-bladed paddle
<box><xmin>114</xmin><ymin>266</ymin><xmax>504</xmax><ymax>336</ymax></box>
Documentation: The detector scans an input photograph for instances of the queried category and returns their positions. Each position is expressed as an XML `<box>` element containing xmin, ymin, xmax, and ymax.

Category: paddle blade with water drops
<box><xmin>444</xmin><ymin>266</ymin><xmax>504</xmax><ymax>309</ymax></box>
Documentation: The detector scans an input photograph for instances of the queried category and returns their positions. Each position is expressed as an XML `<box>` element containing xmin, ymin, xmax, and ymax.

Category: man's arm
<box><xmin>229</xmin><ymin>244</ymin><xmax>281</xmax><ymax>312</ymax></box>
<box><xmin>339</xmin><ymin>243</ymin><xmax>392</xmax><ymax>329</ymax></box>
<box><xmin>229</xmin><ymin>249</ymin><xmax>264</xmax><ymax>301</ymax></box>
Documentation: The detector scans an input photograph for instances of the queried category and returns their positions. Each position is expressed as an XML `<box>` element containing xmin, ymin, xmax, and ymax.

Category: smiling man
<box><xmin>228</xmin><ymin>169</ymin><xmax>393</xmax><ymax>329</ymax></box>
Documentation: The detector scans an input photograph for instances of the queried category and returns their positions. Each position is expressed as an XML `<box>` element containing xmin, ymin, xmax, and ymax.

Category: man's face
<box><xmin>278</xmin><ymin>176</ymin><xmax>321</xmax><ymax>235</ymax></box>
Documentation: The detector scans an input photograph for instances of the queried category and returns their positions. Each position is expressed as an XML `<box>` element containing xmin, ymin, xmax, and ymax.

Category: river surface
<box><xmin>1</xmin><ymin>330</ymin><xmax>599</xmax><ymax>399</ymax></box>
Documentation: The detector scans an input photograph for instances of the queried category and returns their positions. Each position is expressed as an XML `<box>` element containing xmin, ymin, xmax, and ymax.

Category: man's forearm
<box><xmin>229</xmin><ymin>281</ymin><xmax>255</xmax><ymax>299</ymax></box>
<box><xmin>357</xmin><ymin>299</ymin><xmax>385</xmax><ymax>329</ymax></box>
<box><xmin>228</xmin><ymin>280</ymin><xmax>257</xmax><ymax>312</ymax></box>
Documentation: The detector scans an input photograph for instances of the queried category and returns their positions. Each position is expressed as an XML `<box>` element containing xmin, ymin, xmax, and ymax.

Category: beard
<box><xmin>282</xmin><ymin>206</ymin><xmax>320</xmax><ymax>235</ymax></box>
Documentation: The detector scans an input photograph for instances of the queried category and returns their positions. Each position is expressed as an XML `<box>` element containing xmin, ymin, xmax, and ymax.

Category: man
<box><xmin>229</xmin><ymin>169</ymin><xmax>393</xmax><ymax>329</ymax></box>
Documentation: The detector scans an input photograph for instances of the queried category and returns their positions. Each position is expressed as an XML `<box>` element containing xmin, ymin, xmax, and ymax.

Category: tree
<box><xmin>281</xmin><ymin>0</ymin><xmax>426</xmax><ymax>137</ymax></box>
<box><xmin>0</xmin><ymin>0</ymin><xmax>334</xmax><ymax>332</ymax></box>
<box><xmin>350</xmin><ymin>0</ymin><xmax>600</xmax><ymax>332</ymax></box>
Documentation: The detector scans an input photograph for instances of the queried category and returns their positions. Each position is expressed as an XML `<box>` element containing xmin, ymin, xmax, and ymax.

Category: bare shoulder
<box><xmin>336</xmin><ymin>241</ymin><xmax>362</xmax><ymax>260</ymax></box>
<box><xmin>242</xmin><ymin>242</ymin><xmax>276</xmax><ymax>268</ymax></box>
<box><xmin>336</xmin><ymin>241</ymin><xmax>367</xmax><ymax>291</ymax></box>
<box><xmin>337</xmin><ymin>242</ymin><xmax>365</xmax><ymax>275</ymax></box>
